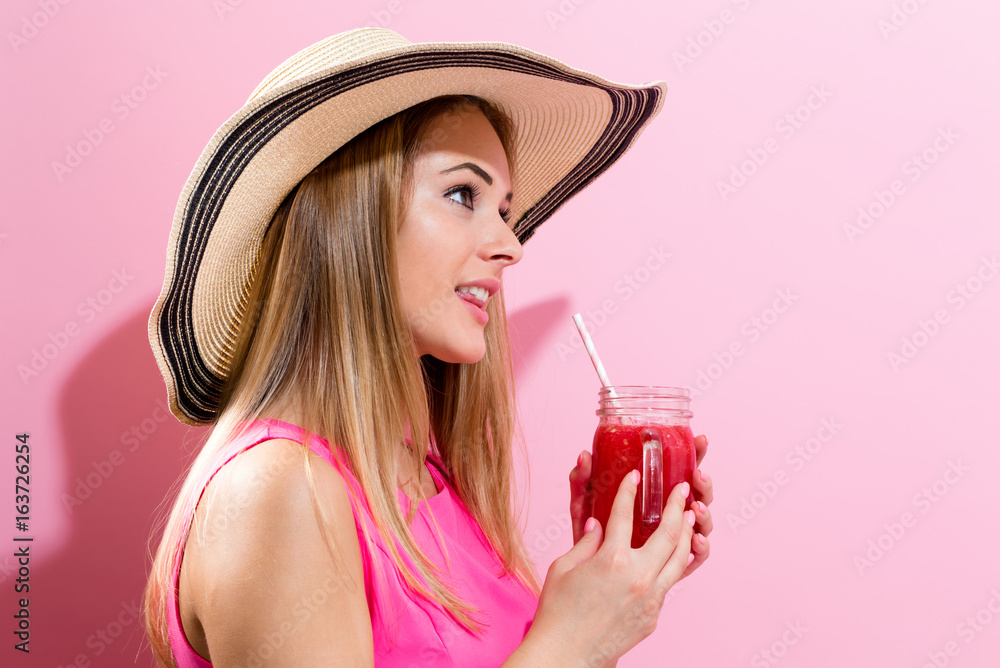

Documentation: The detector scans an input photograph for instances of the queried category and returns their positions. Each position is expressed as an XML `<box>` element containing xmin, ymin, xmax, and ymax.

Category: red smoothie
<box><xmin>591</xmin><ymin>421</ymin><xmax>696</xmax><ymax>549</ymax></box>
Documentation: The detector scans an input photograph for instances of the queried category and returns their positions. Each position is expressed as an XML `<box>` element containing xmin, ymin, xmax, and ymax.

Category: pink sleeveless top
<box><xmin>167</xmin><ymin>419</ymin><xmax>539</xmax><ymax>667</ymax></box>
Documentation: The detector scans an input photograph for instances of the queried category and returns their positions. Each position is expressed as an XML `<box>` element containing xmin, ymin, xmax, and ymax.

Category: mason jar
<box><xmin>591</xmin><ymin>386</ymin><xmax>695</xmax><ymax>549</ymax></box>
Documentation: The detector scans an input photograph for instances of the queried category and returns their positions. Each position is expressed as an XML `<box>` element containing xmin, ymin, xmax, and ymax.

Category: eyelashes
<box><xmin>447</xmin><ymin>182</ymin><xmax>513</xmax><ymax>225</ymax></box>
<box><xmin>449</xmin><ymin>181</ymin><xmax>480</xmax><ymax>208</ymax></box>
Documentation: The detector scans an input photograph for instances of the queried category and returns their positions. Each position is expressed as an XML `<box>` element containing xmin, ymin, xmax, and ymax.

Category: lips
<box><xmin>455</xmin><ymin>278</ymin><xmax>500</xmax><ymax>302</ymax></box>
<box><xmin>455</xmin><ymin>290</ymin><xmax>489</xmax><ymax>325</ymax></box>
<box><xmin>455</xmin><ymin>290</ymin><xmax>486</xmax><ymax>309</ymax></box>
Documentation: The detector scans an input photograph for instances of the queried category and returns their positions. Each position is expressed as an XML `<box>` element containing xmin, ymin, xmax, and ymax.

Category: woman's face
<box><xmin>397</xmin><ymin>106</ymin><xmax>523</xmax><ymax>364</ymax></box>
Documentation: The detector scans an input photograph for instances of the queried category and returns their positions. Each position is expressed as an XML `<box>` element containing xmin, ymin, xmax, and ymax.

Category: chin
<box><xmin>423</xmin><ymin>336</ymin><xmax>486</xmax><ymax>365</ymax></box>
<box><xmin>413</xmin><ymin>312</ymin><xmax>488</xmax><ymax>364</ymax></box>
<box><xmin>429</xmin><ymin>346</ymin><xmax>486</xmax><ymax>365</ymax></box>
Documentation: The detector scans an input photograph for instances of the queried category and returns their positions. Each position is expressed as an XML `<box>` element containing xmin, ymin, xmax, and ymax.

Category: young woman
<box><xmin>143</xmin><ymin>28</ymin><xmax>714</xmax><ymax>667</ymax></box>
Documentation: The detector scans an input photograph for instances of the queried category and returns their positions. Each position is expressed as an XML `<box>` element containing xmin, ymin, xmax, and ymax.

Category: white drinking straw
<box><xmin>572</xmin><ymin>313</ymin><xmax>618</xmax><ymax>399</ymax></box>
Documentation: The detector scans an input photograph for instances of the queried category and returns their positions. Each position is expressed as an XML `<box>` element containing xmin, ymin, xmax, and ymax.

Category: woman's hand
<box><xmin>685</xmin><ymin>434</ymin><xmax>713</xmax><ymax>580</ymax></box>
<box><xmin>569</xmin><ymin>434</ymin><xmax>713</xmax><ymax>580</ymax></box>
<box><xmin>526</xmin><ymin>472</ymin><xmax>694</xmax><ymax>668</ymax></box>
<box><xmin>569</xmin><ymin>449</ymin><xmax>594</xmax><ymax>545</ymax></box>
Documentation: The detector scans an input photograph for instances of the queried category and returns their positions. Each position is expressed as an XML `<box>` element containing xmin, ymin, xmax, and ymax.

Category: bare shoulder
<box><xmin>191</xmin><ymin>438</ymin><xmax>353</xmax><ymax>551</ymax></box>
<box><xmin>183</xmin><ymin>437</ymin><xmax>373</xmax><ymax>666</ymax></box>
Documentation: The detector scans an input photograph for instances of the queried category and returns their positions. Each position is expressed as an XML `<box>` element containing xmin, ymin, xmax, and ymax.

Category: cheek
<box><xmin>398</xmin><ymin>261</ymin><xmax>434</xmax><ymax>315</ymax></box>
<box><xmin>396</xmin><ymin>202</ymin><xmax>477</xmax><ymax>310</ymax></box>
<box><xmin>397</xmin><ymin>242</ymin><xmax>446</xmax><ymax>319</ymax></box>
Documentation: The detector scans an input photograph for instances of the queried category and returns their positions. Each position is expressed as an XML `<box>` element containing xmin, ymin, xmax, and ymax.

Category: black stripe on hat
<box><xmin>159</xmin><ymin>49</ymin><xmax>662</xmax><ymax>423</ymax></box>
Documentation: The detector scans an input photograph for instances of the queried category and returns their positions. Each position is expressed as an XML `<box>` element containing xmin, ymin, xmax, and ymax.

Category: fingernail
<box><xmin>577</xmin><ymin>452</ymin><xmax>584</xmax><ymax>468</ymax></box>
<box><xmin>699</xmin><ymin>469</ymin><xmax>708</xmax><ymax>483</ymax></box>
<box><xmin>697</xmin><ymin>501</ymin><xmax>707</xmax><ymax>514</ymax></box>
<box><xmin>679</xmin><ymin>482</ymin><xmax>690</xmax><ymax>498</ymax></box>
<box><xmin>584</xmin><ymin>517</ymin><xmax>597</xmax><ymax>533</ymax></box>
<box><xmin>685</xmin><ymin>510</ymin><xmax>696</xmax><ymax>527</ymax></box>
<box><xmin>697</xmin><ymin>534</ymin><xmax>707</xmax><ymax>546</ymax></box>
<box><xmin>686</xmin><ymin>553</ymin><xmax>694</xmax><ymax>566</ymax></box>
<box><xmin>630</xmin><ymin>470</ymin><xmax>640</xmax><ymax>485</ymax></box>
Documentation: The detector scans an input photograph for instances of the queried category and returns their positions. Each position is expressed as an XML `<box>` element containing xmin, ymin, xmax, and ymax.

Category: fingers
<box><xmin>654</xmin><ymin>499</ymin><xmax>694</xmax><ymax>593</ymax></box>
<box><xmin>684</xmin><ymin>532</ymin><xmax>710</xmax><ymax>579</ymax></box>
<box><xmin>642</xmin><ymin>480</ymin><xmax>690</xmax><ymax>557</ymax></box>
<box><xmin>604</xmin><ymin>469</ymin><xmax>641</xmax><ymax>547</ymax></box>
<box><xmin>691</xmin><ymin>498</ymin><xmax>714</xmax><ymax>537</ymax></box>
<box><xmin>569</xmin><ymin>450</ymin><xmax>593</xmax><ymax>544</ymax></box>
<box><xmin>690</xmin><ymin>464</ymin><xmax>714</xmax><ymax>539</ymax></box>
<box><xmin>692</xmin><ymin>466</ymin><xmax>713</xmax><ymax>508</ymax></box>
<box><xmin>695</xmin><ymin>434</ymin><xmax>709</xmax><ymax>467</ymax></box>
<box><xmin>679</xmin><ymin>458</ymin><xmax>713</xmax><ymax>582</ymax></box>
<box><xmin>556</xmin><ymin>514</ymin><xmax>604</xmax><ymax>573</ymax></box>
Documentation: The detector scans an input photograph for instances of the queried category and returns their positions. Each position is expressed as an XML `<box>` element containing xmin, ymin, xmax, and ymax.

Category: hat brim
<box><xmin>149</xmin><ymin>30</ymin><xmax>666</xmax><ymax>426</ymax></box>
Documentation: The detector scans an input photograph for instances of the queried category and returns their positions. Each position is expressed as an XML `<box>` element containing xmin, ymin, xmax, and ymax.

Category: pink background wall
<box><xmin>2</xmin><ymin>1</ymin><xmax>998</xmax><ymax>666</ymax></box>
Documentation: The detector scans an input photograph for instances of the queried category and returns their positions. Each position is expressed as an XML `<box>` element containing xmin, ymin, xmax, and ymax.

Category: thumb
<box><xmin>561</xmin><ymin>516</ymin><xmax>602</xmax><ymax>567</ymax></box>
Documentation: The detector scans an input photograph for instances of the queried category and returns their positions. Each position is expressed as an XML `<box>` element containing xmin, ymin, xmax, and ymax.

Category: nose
<box><xmin>482</xmin><ymin>215</ymin><xmax>524</xmax><ymax>266</ymax></box>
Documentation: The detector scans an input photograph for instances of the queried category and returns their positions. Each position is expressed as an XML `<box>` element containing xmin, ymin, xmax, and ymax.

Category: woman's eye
<box><xmin>448</xmin><ymin>188</ymin><xmax>472</xmax><ymax>208</ymax></box>
<box><xmin>447</xmin><ymin>183</ymin><xmax>479</xmax><ymax>210</ymax></box>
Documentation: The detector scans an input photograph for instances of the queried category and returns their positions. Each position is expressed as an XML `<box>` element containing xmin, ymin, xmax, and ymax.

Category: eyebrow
<box><xmin>441</xmin><ymin>162</ymin><xmax>513</xmax><ymax>202</ymax></box>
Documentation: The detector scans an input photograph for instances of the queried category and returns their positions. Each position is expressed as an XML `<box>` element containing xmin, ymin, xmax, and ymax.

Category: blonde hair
<box><xmin>143</xmin><ymin>95</ymin><xmax>541</xmax><ymax>667</ymax></box>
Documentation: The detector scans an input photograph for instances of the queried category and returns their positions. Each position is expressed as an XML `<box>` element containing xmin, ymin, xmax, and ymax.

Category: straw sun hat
<box><xmin>149</xmin><ymin>27</ymin><xmax>667</xmax><ymax>426</ymax></box>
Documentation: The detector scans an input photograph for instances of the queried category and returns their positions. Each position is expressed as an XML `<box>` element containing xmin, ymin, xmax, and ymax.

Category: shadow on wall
<box><xmin>42</xmin><ymin>303</ymin><xmax>208</xmax><ymax>668</ymax></box>
<box><xmin>509</xmin><ymin>296</ymin><xmax>569</xmax><ymax>380</ymax></box>
<box><xmin>35</xmin><ymin>295</ymin><xmax>564</xmax><ymax>667</ymax></box>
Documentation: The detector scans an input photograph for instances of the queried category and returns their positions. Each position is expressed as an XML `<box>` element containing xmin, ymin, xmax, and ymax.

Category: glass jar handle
<box><xmin>640</xmin><ymin>428</ymin><xmax>663</xmax><ymax>536</ymax></box>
